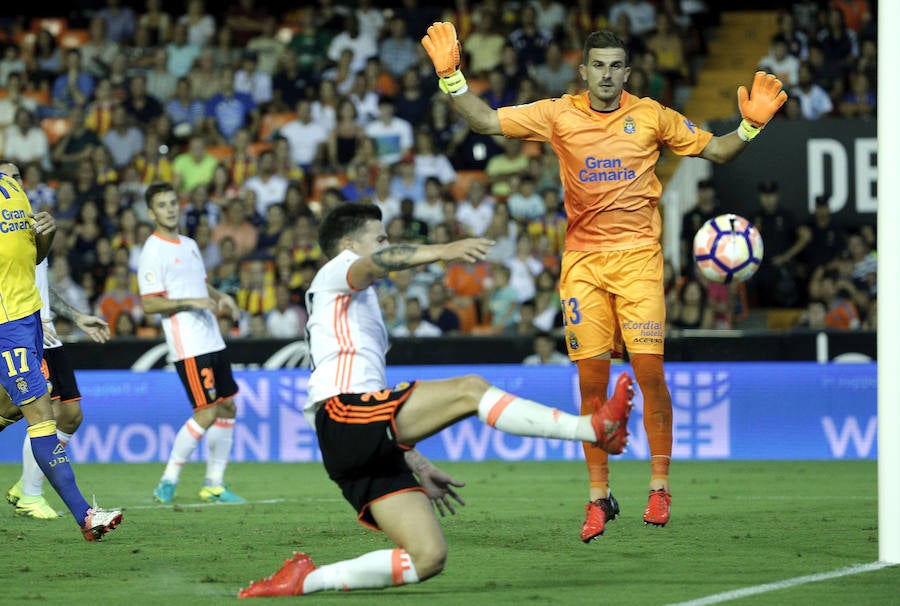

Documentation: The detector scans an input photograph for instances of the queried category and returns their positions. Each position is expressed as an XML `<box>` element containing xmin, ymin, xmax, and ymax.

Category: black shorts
<box><xmin>314</xmin><ymin>381</ymin><xmax>425</xmax><ymax>530</ymax></box>
<box><xmin>174</xmin><ymin>350</ymin><xmax>238</xmax><ymax>410</ymax></box>
<box><xmin>42</xmin><ymin>346</ymin><xmax>81</xmax><ymax>404</ymax></box>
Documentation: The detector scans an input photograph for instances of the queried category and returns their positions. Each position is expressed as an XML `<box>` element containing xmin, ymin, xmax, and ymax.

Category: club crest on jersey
<box><xmin>567</xmin><ymin>330</ymin><xmax>580</xmax><ymax>350</ymax></box>
<box><xmin>15</xmin><ymin>376</ymin><xmax>28</xmax><ymax>394</ymax></box>
<box><xmin>623</xmin><ymin>116</ymin><xmax>636</xmax><ymax>134</ymax></box>
<box><xmin>144</xmin><ymin>271</ymin><xmax>155</xmax><ymax>283</ymax></box>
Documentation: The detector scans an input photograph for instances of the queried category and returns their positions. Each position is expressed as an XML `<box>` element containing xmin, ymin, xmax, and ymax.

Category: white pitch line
<box><xmin>124</xmin><ymin>498</ymin><xmax>289</xmax><ymax>510</ymax></box>
<box><xmin>666</xmin><ymin>561</ymin><xmax>895</xmax><ymax>606</ymax></box>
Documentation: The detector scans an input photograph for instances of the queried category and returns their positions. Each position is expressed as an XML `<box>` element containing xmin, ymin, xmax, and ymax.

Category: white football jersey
<box><xmin>137</xmin><ymin>233</ymin><xmax>225</xmax><ymax>361</ymax></box>
<box><xmin>304</xmin><ymin>249</ymin><xmax>389</xmax><ymax>427</ymax></box>
<box><xmin>36</xmin><ymin>259</ymin><xmax>61</xmax><ymax>350</ymax></box>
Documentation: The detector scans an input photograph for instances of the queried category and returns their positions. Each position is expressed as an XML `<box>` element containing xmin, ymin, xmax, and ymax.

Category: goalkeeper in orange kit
<box><xmin>422</xmin><ymin>22</ymin><xmax>786</xmax><ymax>540</ymax></box>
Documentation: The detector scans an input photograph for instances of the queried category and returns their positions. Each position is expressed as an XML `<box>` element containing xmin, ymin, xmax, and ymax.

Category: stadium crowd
<box><xmin>0</xmin><ymin>0</ymin><xmax>877</xmax><ymax>343</ymax></box>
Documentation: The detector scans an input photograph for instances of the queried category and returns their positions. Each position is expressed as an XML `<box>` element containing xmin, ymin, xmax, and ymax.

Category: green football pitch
<box><xmin>1</xmin><ymin>460</ymin><xmax>896</xmax><ymax>605</ymax></box>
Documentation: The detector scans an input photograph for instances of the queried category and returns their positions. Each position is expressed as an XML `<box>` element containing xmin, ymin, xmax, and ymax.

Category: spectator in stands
<box><xmin>679</xmin><ymin>178</ymin><xmax>719</xmax><ymax>271</ymax></box>
<box><xmin>205</xmin><ymin>67</ymin><xmax>259</xmax><ymax>144</ymax></box>
<box><xmin>279</xmin><ymin>98</ymin><xmax>328</xmax><ymax>177</ymax></box>
<box><xmin>749</xmin><ymin>180</ymin><xmax>808</xmax><ymax>308</ymax></box>
<box><xmin>286</xmin><ymin>10</ymin><xmax>330</xmax><ymax>89</ymax></box>
<box><xmin>523</xmin><ymin>331</ymin><xmax>571</xmax><ymax>365</ymax></box>
<box><xmin>265</xmin><ymin>282</ymin><xmax>306</xmax><ymax>339</ymax></box>
<box><xmin>507</xmin><ymin>175</ymin><xmax>544</xmax><ymax>222</ymax></box>
<box><xmin>817</xmin><ymin>6</ymin><xmax>859</xmax><ymax>72</ymax></box>
<box><xmin>53</xmin><ymin>180</ymin><xmax>81</xmax><ymax>229</ymax></box>
<box><xmin>646</xmin><ymin>12</ymin><xmax>691</xmax><ymax>97</ymax></box>
<box><xmin>485</xmin><ymin>263</ymin><xmax>520</xmax><ymax>333</ymax></box>
<box><xmin>103</xmin><ymin>105</ymin><xmax>145</xmax><ymax>169</ymax></box>
<box><xmin>180</xmin><ymin>0</ymin><xmax>217</xmax><ymax>46</ymax></box>
<box><xmin>509</xmin><ymin>5</ymin><xmax>549</xmax><ymax>70</ymax></box>
<box><xmin>166</xmin><ymin>21</ymin><xmax>201</xmax><ymax>80</ymax></box>
<box><xmin>846</xmin><ymin>230</ymin><xmax>877</xmax><ymax>295</ymax></box>
<box><xmin>412</xmin><ymin>129</ymin><xmax>456</xmax><ymax>187</ymax></box>
<box><xmin>797</xmin><ymin>194</ymin><xmax>846</xmax><ymax>281</ymax></box>
<box><xmin>392</xmin><ymin>296</ymin><xmax>441</xmax><ymax>337</ymax></box>
<box><xmin>485</xmin><ymin>137</ymin><xmax>529</xmax><ymax>200</ymax></box>
<box><xmin>526</xmin><ymin>186</ymin><xmax>567</xmax><ymax>260</ymax></box>
<box><xmin>0</xmin><ymin>73</ymin><xmax>37</xmax><ymax>129</ymax></box>
<box><xmin>532</xmin><ymin>0</ymin><xmax>567</xmax><ymax>39</ymax></box>
<box><xmin>181</xmin><ymin>182</ymin><xmax>219</xmax><ymax>238</ymax></box>
<box><xmin>50</xmin><ymin>256</ymin><xmax>91</xmax><ymax>316</ymax></box>
<box><xmin>242</xmin><ymin>150</ymin><xmax>289</xmax><ymax>219</ymax></box>
<box><xmin>27</xmin><ymin>29</ymin><xmax>63</xmax><ymax>91</ymax></box>
<box><xmin>777</xmin><ymin>9</ymin><xmax>809</xmax><ymax>60</ymax></box>
<box><xmin>531</xmin><ymin>40</ymin><xmax>577</xmax><ymax>97</ymax></box>
<box><xmin>172</xmin><ymin>133</ymin><xmax>217</xmax><ymax>194</ymax></box>
<box><xmin>758</xmin><ymin>34</ymin><xmax>800</xmax><ymax>87</ymax></box>
<box><xmin>99</xmin><ymin>0</ymin><xmax>137</xmax><ymax>45</ymax></box>
<box><xmin>50</xmin><ymin>104</ymin><xmax>101</xmax><ymax>182</ymax></box>
<box><xmin>455</xmin><ymin>177</ymin><xmax>495</xmax><ymax>237</ymax></box>
<box><xmin>195</xmin><ymin>222</ymin><xmax>222</xmax><ymax>270</ymax></box>
<box><xmin>394</xmin><ymin>68</ymin><xmax>429</xmax><ymax>128</ymax></box>
<box><xmin>211</xmin><ymin>237</ymin><xmax>241</xmax><ymax>297</ymax></box>
<box><xmin>96</xmin><ymin>263</ymin><xmax>144</xmax><ymax>336</ymax></box>
<box><xmin>412</xmin><ymin>177</ymin><xmax>446</xmax><ymax>229</ymax></box>
<box><xmin>379</xmin><ymin>15</ymin><xmax>418</xmax><ymax>80</ymax></box>
<box><xmin>423</xmin><ymin>281</ymin><xmax>461</xmax><ymax>334</ymax></box>
<box><xmin>364</xmin><ymin>97</ymin><xmax>414</xmax><ymax>167</ymax></box>
<box><xmin>390</xmin><ymin>158</ymin><xmax>426</xmax><ymax>205</ymax></box>
<box><xmin>505</xmin><ymin>232</ymin><xmax>543</xmax><ymax>304</ymax></box>
<box><xmin>532</xmin><ymin>268</ymin><xmax>562</xmax><ymax>332</ymax></box>
<box><xmin>138</xmin><ymin>0</ymin><xmax>172</xmax><ymax>47</ymax></box>
<box><xmin>165</xmin><ymin>76</ymin><xmax>205</xmax><ymax>137</ymax></box>
<box><xmin>370</xmin><ymin>169</ymin><xmax>401</xmax><ymax>225</ymax></box>
<box><xmin>327</xmin><ymin>13</ymin><xmax>377</xmax><ymax>75</ymax></box>
<box><xmin>51</xmin><ymin>49</ymin><xmax>96</xmax><ymax>117</ymax></box>
<box><xmin>817</xmin><ymin>270</ymin><xmax>861</xmax><ymax>330</ymax></box>
<box><xmin>22</xmin><ymin>163</ymin><xmax>56</xmax><ymax>213</ymax></box>
<box><xmin>3</xmin><ymin>108</ymin><xmax>51</xmax><ymax>171</ymax></box>
<box><xmin>609</xmin><ymin>0</ymin><xmax>658</xmax><ymax>37</ymax></box>
<box><xmin>481</xmin><ymin>69</ymin><xmax>516</xmax><ymax>110</ymax></box>
<box><xmin>806</xmin><ymin>42</ymin><xmax>843</xmax><ymax>99</ymax></box>
<box><xmin>236</xmin><ymin>258</ymin><xmax>276</xmax><ymax>315</ymax></box>
<box><xmin>234</xmin><ymin>51</ymin><xmax>273</xmax><ymax>108</ymax></box>
<box><xmin>132</xmin><ymin>129</ymin><xmax>174</xmax><ymax>189</ymax></box>
<box><xmin>794</xmin><ymin>299</ymin><xmax>828</xmax><ymax>330</ymax></box>
<box><xmin>123</xmin><ymin>73</ymin><xmax>164</xmax><ymax>125</ymax></box>
<box><xmin>327</xmin><ymin>98</ymin><xmax>366</xmax><ymax>173</ymax></box>
<box><xmin>669</xmin><ymin>277</ymin><xmax>714</xmax><ymax>330</ymax></box>
<box><xmin>212</xmin><ymin>196</ymin><xmax>259</xmax><ymax>259</ymax></box>
<box><xmin>246</xmin><ymin>16</ymin><xmax>285</xmax><ymax>77</ymax></box>
<box><xmin>339</xmin><ymin>162</ymin><xmax>375</xmax><ymax>204</ymax></box>
<box><xmin>791</xmin><ymin>61</ymin><xmax>834</xmax><ymax>119</ymax></box>
<box><xmin>81</xmin><ymin>15</ymin><xmax>121</xmax><ymax>78</ymax></box>
<box><xmin>465</xmin><ymin>9</ymin><xmax>506</xmax><ymax>76</ymax></box>
<box><xmin>378</xmin><ymin>292</ymin><xmax>404</xmax><ymax>334</ymax></box>
<box><xmin>225</xmin><ymin>0</ymin><xmax>268</xmax><ymax>47</ymax></box>
<box><xmin>838</xmin><ymin>70</ymin><xmax>876</xmax><ymax>118</ymax></box>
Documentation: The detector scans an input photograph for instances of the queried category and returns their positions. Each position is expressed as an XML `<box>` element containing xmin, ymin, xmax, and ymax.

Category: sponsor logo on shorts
<box><xmin>622</xmin><ymin>320</ymin><xmax>663</xmax><ymax>342</ymax></box>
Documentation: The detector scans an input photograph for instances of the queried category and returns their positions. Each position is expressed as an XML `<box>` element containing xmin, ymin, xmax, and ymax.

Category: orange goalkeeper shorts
<box><xmin>558</xmin><ymin>244</ymin><xmax>666</xmax><ymax>359</ymax></box>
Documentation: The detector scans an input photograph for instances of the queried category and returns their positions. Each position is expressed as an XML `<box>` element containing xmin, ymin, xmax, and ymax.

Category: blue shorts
<box><xmin>0</xmin><ymin>312</ymin><xmax>48</xmax><ymax>405</ymax></box>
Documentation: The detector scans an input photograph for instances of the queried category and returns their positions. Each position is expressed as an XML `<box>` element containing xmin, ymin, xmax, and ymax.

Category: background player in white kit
<box><xmin>138</xmin><ymin>181</ymin><xmax>245</xmax><ymax>504</ymax></box>
<box><xmin>0</xmin><ymin>161</ymin><xmax>112</xmax><ymax>520</ymax></box>
<box><xmin>238</xmin><ymin>203</ymin><xmax>634</xmax><ymax>598</ymax></box>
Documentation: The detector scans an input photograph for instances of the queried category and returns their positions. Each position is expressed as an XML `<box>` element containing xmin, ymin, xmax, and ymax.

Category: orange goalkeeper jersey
<box><xmin>498</xmin><ymin>91</ymin><xmax>713</xmax><ymax>252</ymax></box>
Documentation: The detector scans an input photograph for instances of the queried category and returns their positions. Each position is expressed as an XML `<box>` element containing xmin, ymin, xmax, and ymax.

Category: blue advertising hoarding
<box><xmin>0</xmin><ymin>363</ymin><xmax>877</xmax><ymax>463</ymax></box>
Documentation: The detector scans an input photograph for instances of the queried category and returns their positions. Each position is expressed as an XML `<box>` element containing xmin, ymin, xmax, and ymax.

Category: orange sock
<box><xmin>631</xmin><ymin>354</ymin><xmax>672</xmax><ymax>488</ymax></box>
<box><xmin>577</xmin><ymin>358</ymin><xmax>611</xmax><ymax>499</ymax></box>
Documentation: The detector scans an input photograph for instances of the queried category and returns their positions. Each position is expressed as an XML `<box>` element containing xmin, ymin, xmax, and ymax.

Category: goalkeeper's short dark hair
<box><xmin>583</xmin><ymin>30</ymin><xmax>629</xmax><ymax>66</ymax></box>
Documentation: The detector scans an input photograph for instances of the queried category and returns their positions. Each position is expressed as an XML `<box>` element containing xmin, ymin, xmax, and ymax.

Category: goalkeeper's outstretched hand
<box><xmin>421</xmin><ymin>22</ymin><xmax>460</xmax><ymax>77</ymax></box>
<box><xmin>421</xmin><ymin>22</ymin><xmax>468</xmax><ymax>95</ymax></box>
<box><xmin>736</xmin><ymin>71</ymin><xmax>788</xmax><ymax>142</ymax></box>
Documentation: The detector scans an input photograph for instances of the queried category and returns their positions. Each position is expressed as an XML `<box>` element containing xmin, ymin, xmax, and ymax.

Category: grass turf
<box><xmin>0</xmin><ymin>460</ymin><xmax>896</xmax><ymax>605</ymax></box>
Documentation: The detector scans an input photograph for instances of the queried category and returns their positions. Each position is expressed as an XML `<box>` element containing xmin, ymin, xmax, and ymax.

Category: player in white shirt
<box><xmin>138</xmin><ymin>181</ymin><xmax>245</xmax><ymax>505</ymax></box>
<box><xmin>0</xmin><ymin>162</ymin><xmax>112</xmax><ymax>521</ymax></box>
<box><xmin>239</xmin><ymin>203</ymin><xmax>634</xmax><ymax>598</ymax></box>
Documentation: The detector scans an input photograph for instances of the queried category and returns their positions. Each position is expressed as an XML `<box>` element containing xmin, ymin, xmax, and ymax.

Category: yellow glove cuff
<box><xmin>438</xmin><ymin>70</ymin><xmax>468</xmax><ymax>96</ymax></box>
<box><xmin>737</xmin><ymin>119</ymin><xmax>761</xmax><ymax>142</ymax></box>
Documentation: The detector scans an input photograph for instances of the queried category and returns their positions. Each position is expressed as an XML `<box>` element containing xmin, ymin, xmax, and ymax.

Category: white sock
<box><xmin>477</xmin><ymin>386</ymin><xmax>594</xmax><ymax>441</ymax></box>
<box><xmin>20</xmin><ymin>436</ymin><xmax>44</xmax><ymax>497</ymax></box>
<box><xmin>162</xmin><ymin>418</ymin><xmax>205</xmax><ymax>483</ymax></box>
<box><xmin>204</xmin><ymin>418</ymin><xmax>235</xmax><ymax>487</ymax></box>
<box><xmin>57</xmin><ymin>429</ymin><xmax>74</xmax><ymax>446</ymax></box>
<box><xmin>303</xmin><ymin>549</ymin><xmax>419</xmax><ymax>594</ymax></box>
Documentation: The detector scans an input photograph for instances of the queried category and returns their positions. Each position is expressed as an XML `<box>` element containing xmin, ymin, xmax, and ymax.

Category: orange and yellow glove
<box><xmin>421</xmin><ymin>22</ymin><xmax>467</xmax><ymax>95</ymax></box>
<box><xmin>736</xmin><ymin>71</ymin><xmax>788</xmax><ymax>142</ymax></box>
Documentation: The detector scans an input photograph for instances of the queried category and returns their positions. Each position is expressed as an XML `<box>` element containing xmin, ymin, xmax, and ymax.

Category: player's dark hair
<box><xmin>145</xmin><ymin>181</ymin><xmax>176</xmax><ymax>207</ymax></box>
<box><xmin>583</xmin><ymin>30</ymin><xmax>629</xmax><ymax>65</ymax></box>
<box><xmin>318</xmin><ymin>203</ymin><xmax>383</xmax><ymax>258</ymax></box>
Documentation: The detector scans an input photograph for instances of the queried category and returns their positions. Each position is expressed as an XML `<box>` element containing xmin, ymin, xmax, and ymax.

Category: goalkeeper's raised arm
<box><xmin>420</xmin><ymin>21</ymin><xmax>503</xmax><ymax>136</ymax></box>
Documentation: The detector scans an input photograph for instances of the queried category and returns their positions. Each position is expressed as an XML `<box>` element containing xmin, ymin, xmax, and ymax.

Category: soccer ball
<box><xmin>692</xmin><ymin>213</ymin><xmax>764</xmax><ymax>283</ymax></box>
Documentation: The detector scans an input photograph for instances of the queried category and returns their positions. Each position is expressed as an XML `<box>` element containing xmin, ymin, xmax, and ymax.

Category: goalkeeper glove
<box><xmin>736</xmin><ymin>71</ymin><xmax>788</xmax><ymax>142</ymax></box>
<box><xmin>422</xmin><ymin>22</ymin><xmax>468</xmax><ymax>95</ymax></box>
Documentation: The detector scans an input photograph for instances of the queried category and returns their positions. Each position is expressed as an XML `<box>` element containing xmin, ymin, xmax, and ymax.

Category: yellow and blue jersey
<box><xmin>0</xmin><ymin>172</ymin><xmax>41</xmax><ymax>324</ymax></box>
